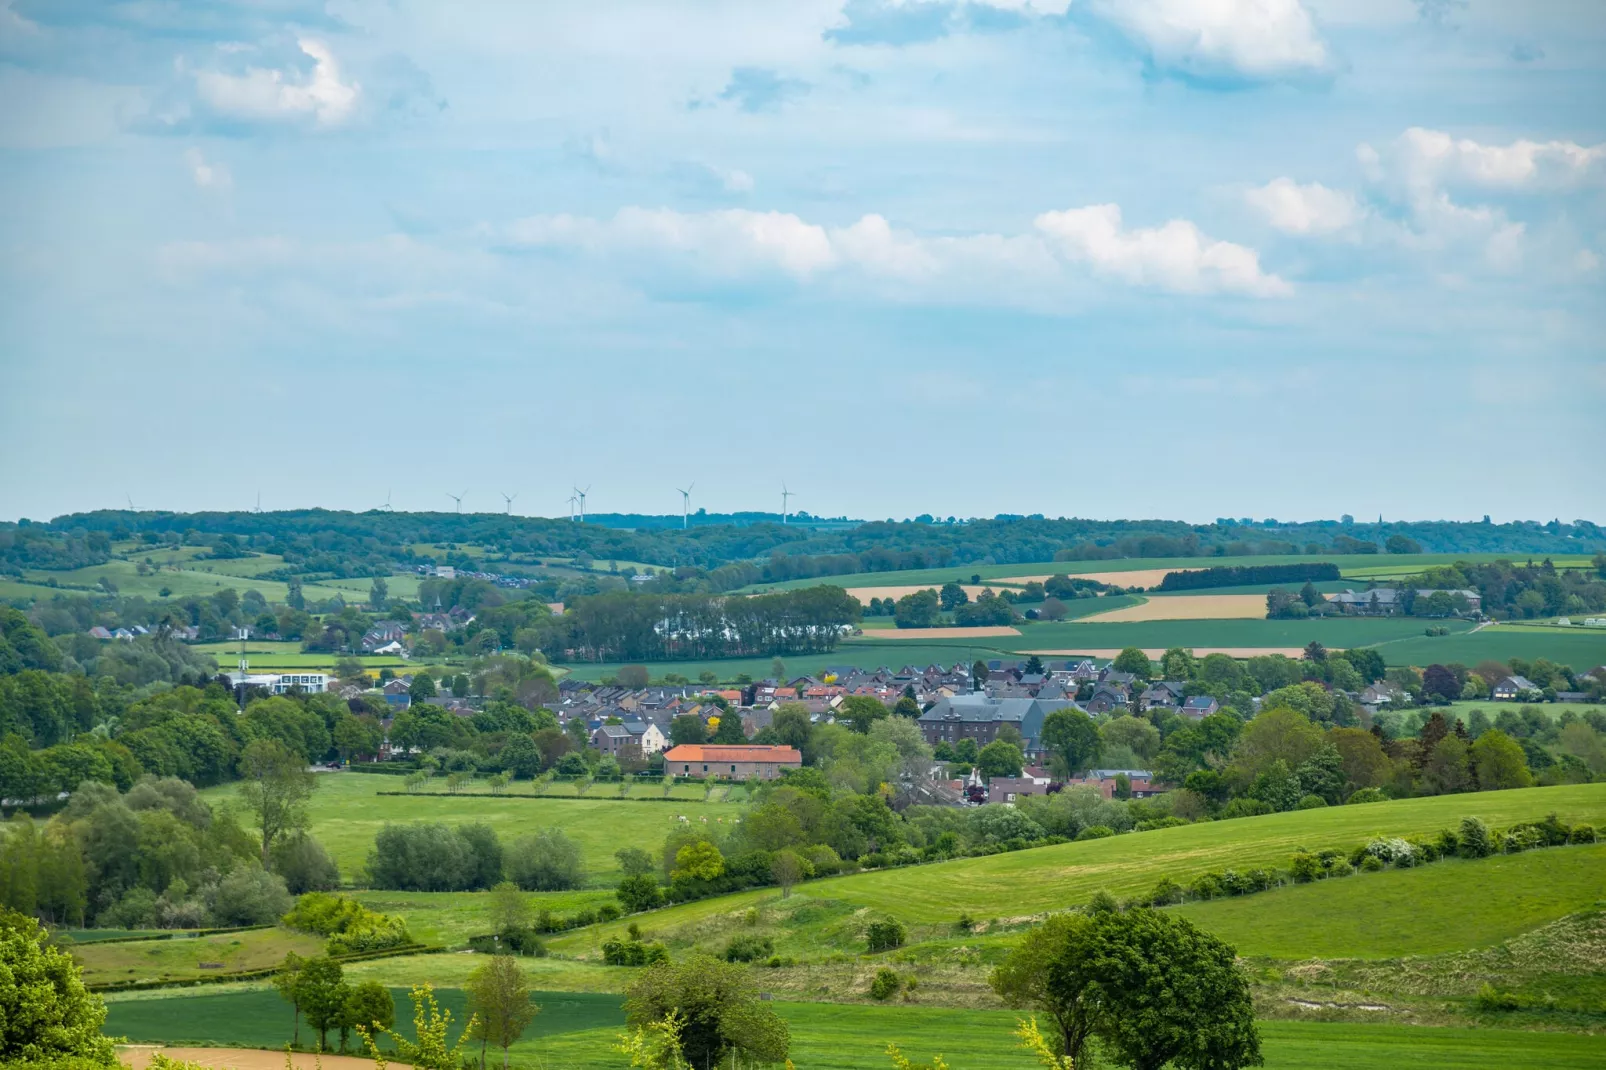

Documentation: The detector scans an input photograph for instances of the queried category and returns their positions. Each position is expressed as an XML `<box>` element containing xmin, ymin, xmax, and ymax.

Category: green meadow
<box><xmin>550</xmin><ymin>784</ymin><xmax>1606</xmax><ymax>954</ymax></box>
<box><xmin>1373</xmin><ymin>625</ymin><xmax>1606</xmax><ymax>672</ymax></box>
<box><xmin>200</xmin><ymin>772</ymin><xmax>745</xmax><ymax>887</ymax></box>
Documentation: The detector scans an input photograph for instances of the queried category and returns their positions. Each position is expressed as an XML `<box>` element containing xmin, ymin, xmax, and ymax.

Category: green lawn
<box><xmin>200</xmin><ymin>772</ymin><xmax>742</xmax><ymax>887</ymax></box>
<box><xmin>348</xmin><ymin>887</ymin><xmax>620</xmax><ymax>947</ymax></box>
<box><xmin>550</xmin><ymin>784</ymin><xmax>1606</xmax><ymax>954</ymax></box>
<box><xmin>103</xmin><ymin>986</ymin><xmax>1606</xmax><ymax>1069</ymax></box>
<box><xmin>71</xmin><ymin>927</ymin><xmax>323</xmax><ymax>987</ymax></box>
<box><xmin>1174</xmin><ymin>842</ymin><xmax>1606</xmax><ymax>959</ymax></box>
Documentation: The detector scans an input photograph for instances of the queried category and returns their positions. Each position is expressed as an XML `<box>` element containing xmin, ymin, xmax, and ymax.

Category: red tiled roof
<box><xmin>662</xmin><ymin>745</ymin><xmax>802</xmax><ymax>764</ymax></box>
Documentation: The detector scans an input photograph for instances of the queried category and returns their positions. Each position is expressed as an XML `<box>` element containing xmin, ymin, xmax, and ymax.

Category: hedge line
<box><xmin>51</xmin><ymin>924</ymin><xmax>275</xmax><ymax>947</ymax></box>
<box><xmin>1158</xmin><ymin>563</ymin><xmax>1341</xmax><ymax>591</ymax></box>
<box><xmin>84</xmin><ymin>942</ymin><xmax>443</xmax><ymax>993</ymax></box>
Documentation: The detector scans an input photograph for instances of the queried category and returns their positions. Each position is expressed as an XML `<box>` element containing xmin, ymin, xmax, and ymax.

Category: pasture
<box><xmin>199</xmin><ymin>772</ymin><xmax>743</xmax><ymax>887</ymax></box>
<box><xmin>1375</xmin><ymin>625</ymin><xmax>1606</xmax><ymax>671</ymax></box>
<box><xmin>550</xmin><ymin>784</ymin><xmax>1606</xmax><ymax>954</ymax></box>
<box><xmin>102</xmin><ymin>986</ymin><xmax>1606</xmax><ymax>1070</ymax></box>
<box><xmin>71</xmin><ymin>927</ymin><xmax>323</xmax><ymax>987</ymax></box>
<box><xmin>1172</xmin><ymin>842</ymin><xmax>1606</xmax><ymax>959</ymax></box>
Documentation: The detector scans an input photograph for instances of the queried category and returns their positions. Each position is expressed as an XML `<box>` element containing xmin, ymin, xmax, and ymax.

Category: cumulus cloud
<box><xmin>506</xmin><ymin>201</ymin><xmax>1287</xmax><ymax>298</ymax></box>
<box><xmin>1086</xmin><ymin>0</ymin><xmax>1330</xmax><ymax>81</ymax></box>
<box><xmin>1244</xmin><ymin>178</ymin><xmax>1362</xmax><ymax>234</ymax></box>
<box><xmin>183</xmin><ymin>147</ymin><xmax>230</xmax><ymax>191</ymax></box>
<box><xmin>1361</xmin><ymin>127</ymin><xmax>1606</xmax><ymax>194</ymax></box>
<box><xmin>1034</xmin><ymin>203</ymin><xmax>1291</xmax><ymax>296</ymax></box>
<box><xmin>193</xmin><ymin>38</ymin><xmax>359</xmax><ymax>127</ymax></box>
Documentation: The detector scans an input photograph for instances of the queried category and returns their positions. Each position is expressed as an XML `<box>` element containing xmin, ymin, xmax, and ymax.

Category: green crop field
<box><xmin>102</xmin><ymin>985</ymin><xmax>1606</xmax><ymax>1069</ymax></box>
<box><xmin>550</xmin><ymin>784</ymin><xmax>1606</xmax><ymax>955</ymax></box>
<box><xmin>193</xmin><ymin>641</ymin><xmax>411</xmax><ymax>671</ymax></box>
<box><xmin>71</xmin><ymin>927</ymin><xmax>323</xmax><ymax>987</ymax></box>
<box><xmin>1010</xmin><ymin>614</ymin><xmax>1468</xmax><ymax>650</ymax></box>
<box><xmin>1373</xmin><ymin>625</ymin><xmax>1606</xmax><ymax>671</ymax></box>
<box><xmin>199</xmin><ymin>773</ymin><xmax>743</xmax><ymax>887</ymax></box>
<box><xmin>1173</xmin><ymin>842</ymin><xmax>1606</xmax><ymax>959</ymax></box>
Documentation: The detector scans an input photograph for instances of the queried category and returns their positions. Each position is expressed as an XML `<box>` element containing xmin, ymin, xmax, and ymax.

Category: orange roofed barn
<box><xmin>663</xmin><ymin>744</ymin><xmax>802</xmax><ymax>780</ymax></box>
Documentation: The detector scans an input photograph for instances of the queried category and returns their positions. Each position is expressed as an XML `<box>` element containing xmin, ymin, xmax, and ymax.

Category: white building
<box><xmin>227</xmin><ymin>671</ymin><xmax>330</xmax><ymax>695</ymax></box>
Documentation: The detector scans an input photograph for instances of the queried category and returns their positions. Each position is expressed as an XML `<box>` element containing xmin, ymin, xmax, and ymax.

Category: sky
<box><xmin>1</xmin><ymin>0</ymin><xmax>1603</xmax><ymax>526</ymax></box>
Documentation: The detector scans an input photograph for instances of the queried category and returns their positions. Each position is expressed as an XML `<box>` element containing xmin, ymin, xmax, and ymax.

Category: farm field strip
<box><xmin>1073</xmin><ymin>594</ymin><xmax>1271</xmax><ymax>622</ymax></box>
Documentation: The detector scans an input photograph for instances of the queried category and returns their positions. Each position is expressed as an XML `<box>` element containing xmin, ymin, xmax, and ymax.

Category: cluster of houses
<box><xmin>87</xmin><ymin>623</ymin><xmax>200</xmax><ymax>641</ymax></box>
<box><xmin>1325</xmin><ymin>587</ymin><xmax>1483</xmax><ymax>616</ymax></box>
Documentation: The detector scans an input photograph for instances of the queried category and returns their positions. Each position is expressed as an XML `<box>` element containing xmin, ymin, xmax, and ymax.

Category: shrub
<box><xmin>1359</xmin><ymin>855</ymin><xmax>1384</xmax><ymax>872</ymax></box>
<box><xmin>617</xmin><ymin>875</ymin><xmax>662</xmax><ymax>914</ymax></box>
<box><xmin>1364</xmin><ymin>837</ymin><xmax>1415</xmax><ymax>868</ymax></box>
<box><xmin>271</xmin><ymin>833</ymin><xmax>341</xmax><ymax>894</ymax></box>
<box><xmin>367</xmin><ymin>822</ymin><xmax>502</xmax><ymax>892</ymax></box>
<box><xmin>1432</xmin><ymin>828</ymin><xmax>1460</xmax><ymax>856</ymax></box>
<box><xmin>866</xmin><ymin>918</ymin><xmax>906</xmax><ymax>952</ymax></box>
<box><xmin>1086</xmin><ymin>890</ymin><xmax>1120</xmax><ymax>914</ymax></box>
<box><xmin>1503</xmin><ymin>826</ymin><xmax>1543</xmax><ymax>853</ymax></box>
<box><xmin>601</xmin><ymin>938</ymin><xmax>669</xmax><ymax>966</ymax></box>
<box><xmin>210</xmin><ymin>865</ymin><xmax>293</xmax><ymax>927</ymax></box>
<box><xmin>1290</xmin><ymin>853</ymin><xmax>1320</xmax><ymax>883</ymax></box>
<box><xmin>1189</xmin><ymin>873</ymin><xmax>1224</xmax><ymax>900</ymax></box>
<box><xmin>1134</xmin><ymin>816</ymin><xmax>1190</xmax><ymax>832</ymax></box>
<box><xmin>1476</xmin><ymin>983</ymin><xmax>1524</xmax><ymax>1012</ymax></box>
<box><xmin>1294</xmin><ymin>794</ymin><xmax>1328</xmax><ymax>810</ymax></box>
<box><xmin>869</xmin><ymin>967</ymin><xmax>901</xmax><ymax>1001</ymax></box>
<box><xmin>507</xmin><ymin>828</ymin><xmax>584</xmax><ymax>891</ymax></box>
<box><xmin>1459</xmin><ymin>817</ymin><xmax>1494</xmax><ymax>859</ymax></box>
<box><xmin>723</xmin><ymin>934</ymin><xmax>774</xmax><ymax>963</ymax></box>
<box><xmin>1218</xmin><ymin>798</ymin><xmax>1273</xmax><ymax>819</ymax></box>
<box><xmin>1345</xmin><ymin>787</ymin><xmax>1387</xmax><ymax>805</ymax></box>
<box><xmin>1075</xmin><ymin>825</ymin><xmax>1114</xmax><ymax>841</ymax></box>
<box><xmin>1147</xmin><ymin>877</ymin><xmax>1184</xmax><ymax>905</ymax></box>
<box><xmin>1569</xmin><ymin>824</ymin><xmax>1597</xmax><ymax>844</ymax></box>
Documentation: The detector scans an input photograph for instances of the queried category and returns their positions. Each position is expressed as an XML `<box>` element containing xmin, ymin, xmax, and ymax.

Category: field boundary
<box><xmin>55</xmin><ymin>924</ymin><xmax>275</xmax><ymax>947</ymax></box>
<box><xmin>86</xmin><ymin>943</ymin><xmax>445</xmax><ymax>993</ymax></box>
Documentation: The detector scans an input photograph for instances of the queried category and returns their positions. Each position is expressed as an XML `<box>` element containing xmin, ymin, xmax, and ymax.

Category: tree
<box><xmin>972</xmin><ymin>660</ymin><xmax>990</xmax><ymax>690</ymax></box>
<box><xmin>1159</xmin><ymin>648</ymin><xmax>1196</xmax><ymax>681</ymax></box>
<box><xmin>238</xmin><ymin>738</ymin><xmax>315</xmax><ymax>867</ymax></box>
<box><xmin>1024</xmin><ymin>654</ymin><xmax>1045</xmax><ymax>676</ymax></box>
<box><xmin>840</xmin><ymin>695</ymin><xmax>890</xmax><ymax>734</ymax></box>
<box><xmin>990</xmin><ymin>911</ymin><xmax>1098</xmax><ymax>1066</ymax></box>
<box><xmin>465</xmin><ymin>955</ymin><xmax>539</xmax><ymax>1070</ymax></box>
<box><xmin>369</xmin><ymin>577</ymin><xmax>389</xmax><ymax>608</ymax></box>
<box><xmin>274</xmin><ymin>951</ymin><xmax>307</xmax><ymax>1048</ymax></box>
<box><xmin>1084</xmin><ymin>908</ymin><xmax>1261</xmax><ymax>1070</ymax></box>
<box><xmin>711</xmin><ymin>712</ymin><xmax>746</xmax><ymax>743</ymax></box>
<box><xmin>1039</xmin><ymin>709</ymin><xmax>1100</xmax><ymax>778</ymax></box>
<box><xmin>771</xmin><ymin>849</ymin><xmax>806</xmax><ymax>898</ymax></box>
<box><xmin>669</xmin><ymin>715</ymin><xmax>707</xmax><ymax>747</ymax></box>
<box><xmin>1386</xmin><ymin>534</ymin><xmax>1422</xmax><ymax>554</ymax></box>
<box><xmin>939</xmin><ymin>582</ymin><xmax>970</xmax><ymax>610</ymax></box>
<box><xmin>617</xmin><ymin>874</ymin><xmax>663</xmax><ymax>914</ymax></box>
<box><xmin>0</xmin><ymin>908</ymin><xmax>116</xmax><ymax>1067</ymax></box>
<box><xmin>893</xmin><ymin>589</ymin><xmax>941</xmax><ymax>629</ymax></box>
<box><xmin>671</xmin><ymin>840</ymin><xmax>725</xmax><ymax>883</ymax></box>
<box><xmin>487</xmin><ymin>881</ymin><xmax>530</xmax><ymax>935</ymax></box>
<box><xmin>1422</xmin><ymin>664</ymin><xmax>1459</xmax><ymax>704</ymax></box>
<box><xmin>499</xmin><ymin>733</ymin><xmax>542</xmax><ymax>779</ymax></box>
<box><xmin>616</xmin><ymin>846</ymin><xmax>655</xmax><ymax>877</ymax></box>
<box><xmin>272</xmin><ymin>832</ymin><xmax>340</xmax><ymax>894</ymax></box>
<box><xmin>343</xmin><ymin>981</ymin><xmax>394</xmax><ymax>1053</ymax></box>
<box><xmin>623</xmin><ymin>955</ymin><xmax>790</xmax><ymax>1069</ymax></box>
<box><xmin>618</xmin><ymin>665</ymin><xmax>651</xmax><ymax>688</ymax></box>
<box><xmin>370</xmin><ymin>984</ymin><xmax>477</xmax><ymax>1070</ymax></box>
<box><xmin>893</xmin><ymin>695</ymin><xmax>921</xmax><ymax>719</ymax></box>
<box><xmin>1100</xmin><ymin>716</ymin><xmax>1161</xmax><ymax>763</ymax></box>
<box><xmin>507</xmin><ymin>829</ymin><xmax>583</xmax><ymax>891</ymax></box>
<box><xmin>1229</xmin><ymin>708</ymin><xmax>1324</xmax><ymax>785</ymax></box>
<box><xmin>297</xmin><ymin>956</ymin><xmax>349</xmax><ymax>1052</ymax></box>
<box><xmin>977</xmin><ymin>739</ymin><xmax>1024</xmax><ymax>782</ymax></box>
<box><xmin>1470</xmin><ymin>730</ymin><xmax>1532</xmax><ymax>790</ymax></box>
<box><xmin>1111</xmin><ymin>647</ymin><xmax>1153</xmax><ymax>680</ymax></box>
<box><xmin>409</xmin><ymin>673</ymin><xmax>438</xmax><ymax>702</ymax></box>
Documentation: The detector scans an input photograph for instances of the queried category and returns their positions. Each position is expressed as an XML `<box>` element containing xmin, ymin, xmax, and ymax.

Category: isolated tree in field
<box><xmin>1040</xmin><ymin>708</ymin><xmax>1101</xmax><ymax>779</ymax></box>
<box><xmin>1084</xmin><ymin>908</ymin><xmax>1260</xmax><ymax>1070</ymax></box>
<box><xmin>466</xmin><ymin>955</ymin><xmax>539</xmax><ymax>1070</ymax></box>
<box><xmin>939</xmin><ymin>582</ymin><xmax>970</xmax><ymax>610</ymax></box>
<box><xmin>274</xmin><ymin>951</ymin><xmax>308</xmax><ymax>1047</ymax></box>
<box><xmin>623</xmin><ymin>954</ymin><xmax>790</xmax><ymax>1068</ymax></box>
<box><xmin>616</xmin><ymin>846</ymin><xmax>656</xmax><ymax>878</ymax></box>
<box><xmin>671</xmin><ymin>840</ymin><xmax>725</xmax><ymax>883</ymax></box>
<box><xmin>238</xmin><ymin>738</ymin><xmax>315</xmax><ymax>867</ymax></box>
<box><xmin>990</xmin><ymin>910</ymin><xmax>1098</xmax><ymax>1066</ymax></box>
<box><xmin>342</xmin><ymin>981</ymin><xmax>394</xmax><ymax>1052</ymax></box>
<box><xmin>507</xmin><ymin>829</ymin><xmax>583</xmax><ymax>891</ymax></box>
<box><xmin>487</xmin><ymin>881</ymin><xmax>530</xmax><ymax>935</ymax></box>
<box><xmin>1111</xmin><ymin>647</ymin><xmax>1153</xmax><ymax>680</ymax></box>
<box><xmin>771</xmin><ymin>848</ymin><xmax>806</xmax><ymax>898</ymax></box>
<box><xmin>893</xmin><ymin>589</ymin><xmax>941</xmax><ymax>629</ymax></box>
<box><xmin>977</xmin><ymin>739</ymin><xmax>1024</xmax><ymax>781</ymax></box>
<box><xmin>298</xmin><ymin>956</ymin><xmax>351</xmax><ymax>1052</ymax></box>
<box><xmin>0</xmin><ymin>908</ymin><xmax>116</xmax><ymax>1067</ymax></box>
<box><xmin>369</xmin><ymin>577</ymin><xmax>388</xmax><ymax>608</ymax></box>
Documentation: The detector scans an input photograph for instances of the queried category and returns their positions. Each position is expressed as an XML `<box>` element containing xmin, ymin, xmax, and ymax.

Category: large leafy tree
<box><xmin>623</xmin><ymin>954</ymin><xmax>789</xmax><ymax>1069</ymax></box>
<box><xmin>465</xmin><ymin>955</ymin><xmax>540</xmax><ymax>1070</ymax></box>
<box><xmin>989</xmin><ymin>911</ymin><xmax>1099</xmax><ymax>1065</ymax></box>
<box><xmin>0</xmin><ymin>909</ymin><xmax>116</xmax><ymax>1067</ymax></box>
<box><xmin>1040</xmin><ymin>709</ymin><xmax>1101</xmax><ymax>778</ymax></box>
<box><xmin>1085</xmin><ymin>908</ymin><xmax>1261</xmax><ymax>1070</ymax></box>
<box><xmin>977</xmin><ymin>739</ymin><xmax>1024</xmax><ymax>781</ymax></box>
<box><xmin>238</xmin><ymin>738</ymin><xmax>316</xmax><ymax>866</ymax></box>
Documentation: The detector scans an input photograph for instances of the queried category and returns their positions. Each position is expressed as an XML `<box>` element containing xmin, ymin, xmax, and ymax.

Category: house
<box><xmin>622</xmin><ymin>720</ymin><xmax>667</xmax><ymax>755</ymax></box>
<box><xmin>1359</xmin><ymin>682</ymin><xmax>1405</xmax><ymax>708</ymax></box>
<box><xmin>382</xmin><ymin>678</ymin><xmax>413</xmax><ymax>709</ymax></box>
<box><xmin>88</xmin><ymin>626</ymin><xmax>113</xmax><ymax>640</ymax></box>
<box><xmin>1064</xmin><ymin>769</ymin><xmax>1162</xmax><ymax>799</ymax></box>
<box><xmin>663</xmin><ymin>744</ymin><xmax>801</xmax><ymax>780</ymax></box>
<box><xmin>1326</xmin><ymin>588</ymin><xmax>1403</xmax><ymax>616</ymax></box>
<box><xmin>1177</xmin><ymin>695</ymin><xmax>1220</xmax><ymax>720</ymax></box>
<box><xmin>1492</xmin><ymin>675</ymin><xmax>1540</xmax><ymax>700</ymax></box>
<box><xmin>361</xmin><ymin>621</ymin><xmax>408</xmax><ymax>653</ymax></box>
<box><xmin>591</xmin><ymin>724</ymin><xmax>638</xmax><ymax>759</ymax></box>
<box><xmin>1085</xmin><ymin>684</ymin><xmax>1130</xmax><ymax>715</ymax></box>
<box><xmin>987</xmin><ymin>775</ymin><xmax>1051</xmax><ymax>803</ymax></box>
<box><xmin>225</xmin><ymin>670</ymin><xmax>329</xmax><ymax>695</ymax></box>
<box><xmin>917</xmin><ymin>695</ymin><xmax>1071</xmax><ymax>760</ymax></box>
<box><xmin>1139</xmin><ymin>681</ymin><xmax>1185</xmax><ymax>709</ymax></box>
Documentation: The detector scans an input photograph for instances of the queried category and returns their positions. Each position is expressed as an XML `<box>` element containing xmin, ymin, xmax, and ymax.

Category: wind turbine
<box><xmin>566</xmin><ymin>494</ymin><xmax>577</xmax><ymax>521</ymax></box>
<box><xmin>573</xmin><ymin>485</ymin><xmax>590</xmax><ymax>523</ymax></box>
<box><xmin>447</xmin><ymin>490</ymin><xmax>466</xmax><ymax>513</ymax></box>
<box><xmin>781</xmin><ymin>483</ymin><xmax>794</xmax><ymax>525</ymax></box>
<box><xmin>677</xmin><ymin>482</ymin><xmax>695</xmax><ymax>529</ymax></box>
<box><xmin>126</xmin><ymin>493</ymin><xmax>136</xmax><ymax>511</ymax></box>
<box><xmin>502</xmin><ymin>491</ymin><xmax>518</xmax><ymax>515</ymax></box>
<box><xmin>380</xmin><ymin>490</ymin><xmax>394</xmax><ymax>513</ymax></box>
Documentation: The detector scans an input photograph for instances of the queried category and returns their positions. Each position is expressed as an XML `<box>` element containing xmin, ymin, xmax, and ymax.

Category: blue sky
<box><xmin>1</xmin><ymin>0</ymin><xmax>1602</xmax><ymax>525</ymax></box>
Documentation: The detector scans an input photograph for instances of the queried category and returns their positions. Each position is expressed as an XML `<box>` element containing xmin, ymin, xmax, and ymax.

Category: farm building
<box><xmin>663</xmin><ymin>744</ymin><xmax>801</xmax><ymax>780</ymax></box>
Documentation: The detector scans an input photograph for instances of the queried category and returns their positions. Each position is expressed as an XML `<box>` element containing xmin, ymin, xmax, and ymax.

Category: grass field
<box><xmin>192</xmin><ymin>641</ymin><xmax>411</xmax><ymax>672</ymax></box>
<box><xmin>199</xmin><ymin>773</ymin><xmax>742</xmax><ymax>887</ymax></box>
<box><xmin>1373</xmin><ymin>625</ymin><xmax>1606</xmax><ymax>671</ymax></box>
<box><xmin>103</xmin><ymin>986</ymin><xmax>1606</xmax><ymax>1069</ymax></box>
<box><xmin>72</xmin><ymin>927</ymin><xmax>323</xmax><ymax>987</ymax></box>
<box><xmin>550</xmin><ymin>784</ymin><xmax>1606</xmax><ymax>955</ymax></box>
<box><xmin>1173</xmin><ymin>842</ymin><xmax>1606</xmax><ymax>959</ymax></box>
<box><xmin>347</xmin><ymin>888</ymin><xmax>620</xmax><ymax>947</ymax></box>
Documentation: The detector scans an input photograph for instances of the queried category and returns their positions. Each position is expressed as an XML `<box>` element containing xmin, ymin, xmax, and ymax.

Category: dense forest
<box><xmin>5</xmin><ymin>511</ymin><xmax>1603</xmax><ymax>586</ymax></box>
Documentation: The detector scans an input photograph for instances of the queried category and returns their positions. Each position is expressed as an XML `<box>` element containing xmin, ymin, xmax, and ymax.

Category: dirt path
<box><xmin>120</xmin><ymin>1047</ymin><xmax>403</xmax><ymax>1070</ymax></box>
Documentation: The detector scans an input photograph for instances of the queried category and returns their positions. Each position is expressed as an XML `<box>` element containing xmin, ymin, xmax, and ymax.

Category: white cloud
<box><xmin>1244</xmin><ymin>177</ymin><xmax>1362</xmax><ymax>234</ymax></box>
<box><xmin>193</xmin><ymin>39</ymin><xmax>359</xmax><ymax>127</ymax></box>
<box><xmin>508</xmin><ymin>201</ymin><xmax>1287</xmax><ymax>298</ymax></box>
<box><xmin>1362</xmin><ymin>127</ymin><xmax>1606</xmax><ymax>194</ymax></box>
<box><xmin>1087</xmin><ymin>0</ymin><xmax>1330</xmax><ymax>80</ymax></box>
<box><xmin>1034</xmin><ymin>204</ymin><xmax>1291</xmax><ymax>296</ymax></box>
<box><xmin>183</xmin><ymin>148</ymin><xmax>230</xmax><ymax>191</ymax></box>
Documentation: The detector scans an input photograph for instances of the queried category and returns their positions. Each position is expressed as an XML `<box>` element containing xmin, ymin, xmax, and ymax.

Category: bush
<box><xmin>1189</xmin><ymin>873</ymin><xmax>1224</xmax><ymax>900</ymax></box>
<box><xmin>1075</xmin><ymin>825</ymin><xmax>1115</xmax><ymax>841</ymax></box>
<box><xmin>1458</xmin><ymin>816</ymin><xmax>1494</xmax><ymax>859</ymax></box>
<box><xmin>367</xmin><ymin>822</ymin><xmax>502</xmax><ymax>892</ymax></box>
<box><xmin>210</xmin><ymin>865</ymin><xmax>292</xmax><ymax>927</ymax></box>
<box><xmin>1568</xmin><ymin>824</ymin><xmax>1597</xmax><ymax>844</ymax></box>
<box><xmin>1476</xmin><ymin>983</ymin><xmax>1524</xmax><ymax>1012</ymax></box>
<box><xmin>1359</xmin><ymin>855</ymin><xmax>1384</xmax><ymax>872</ymax></box>
<box><xmin>617</xmin><ymin>874</ymin><xmax>662</xmax><ymax>914</ymax></box>
<box><xmin>869</xmin><ymin>967</ymin><xmax>901</xmax><ymax>1001</ymax></box>
<box><xmin>1345</xmin><ymin>788</ymin><xmax>1387</xmax><ymax>805</ymax></box>
<box><xmin>270</xmin><ymin>833</ymin><xmax>341</xmax><ymax>894</ymax></box>
<box><xmin>468</xmin><ymin>928</ymin><xmax>547</xmax><ymax>956</ymax></box>
<box><xmin>601</xmin><ymin>937</ymin><xmax>669</xmax><ymax>966</ymax></box>
<box><xmin>1503</xmin><ymin>826</ymin><xmax>1543</xmax><ymax>854</ymax></box>
<box><xmin>1218</xmin><ymin>798</ymin><xmax>1273</xmax><ymax>819</ymax></box>
<box><xmin>1147</xmin><ymin>877</ymin><xmax>1184</xmax><ymax>906</ymax></box>
<box><xmin>866</xmin><ymin>918</ymin><xmax>906</xmax><ymax>952</ymax></box>
<box><xmin>507</xmin><ymin>828</ymin><xmax>584</xmax><ymax>891</ymax></box>
<box><xmin>723</xmin><ymin>934</ymin><xmax>774</xmax><ymax>963</ymax></box>
<box><xmin>1294</xmin><ymin>794</ymin><xmax>1328</xmax><ymax>810</ymax></box>
<box><xmin>1134</xmin><ymin>816</ymin><xmax>1190</xmax><ymax>832</ymax></box>
<box><xmin>1290</xmin><ymin>853</ymin><xmax>1320</xmax><ymax>883</ymax></box>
